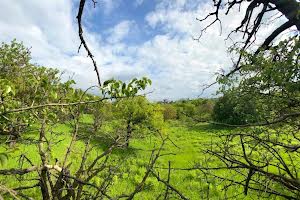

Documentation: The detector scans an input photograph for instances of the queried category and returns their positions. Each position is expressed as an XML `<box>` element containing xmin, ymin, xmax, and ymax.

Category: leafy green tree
<box><xmin>114</xmin><ymin>96</ymin><xmax>164</xmax><ymax>147</ymax></box>
<box><xmin>172</xmin><ymin>98</ymin><xmax>214</xmax><ymax>122</ymax></box>
<box><xmin>0</xmin><ymin>40</ymin><xmax>79</xmax><ymax>146</ymax></box>
<box><xmin>215</xmin><ymin>37</ymin><xmax>300</xmax><ymax>124</ymax></box>
<box><xmin>204</xmin><ymin>37</ymin><xmax>300</xmax><ymax>198</ymax></box>
<box><xmin>174</xmin><ymin>100</ymin><xmax>196</xmax><ymax>121</ymax></box>
<box><xmin>162</xmin><ymin>104</ymin><xmax>177</xmax><ymax>121</ymax></box>
<box><xmin>212</xmin><ymin>90</ymin><xmax>259</xmax><ymax>125</ymax></box>
<box><xmin>91</xmin><ymin>101</ymin><xmax>113</xmax><ymax>133</ymax></box>
<box><xmin>196</xmin><ymin>99</ymin><xmax>214</xmax><ymax>121</ymax></box>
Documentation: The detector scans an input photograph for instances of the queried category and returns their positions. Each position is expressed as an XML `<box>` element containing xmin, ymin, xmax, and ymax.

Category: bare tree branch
<box><xmin>77</xmin><ymin>0</ymin><xmax>102</xmax><ymax>87</ymax></box>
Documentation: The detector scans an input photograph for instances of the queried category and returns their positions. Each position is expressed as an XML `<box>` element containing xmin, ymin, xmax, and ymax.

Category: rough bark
<box><xmin>270</xmin><ymin>0</ymin><xmax>300</xmax><ymax>31</ymax></box>
<box><xmin>125</xmin><ymin>120</ymin><xmax>132</xmax><ymax>148</ymax></box>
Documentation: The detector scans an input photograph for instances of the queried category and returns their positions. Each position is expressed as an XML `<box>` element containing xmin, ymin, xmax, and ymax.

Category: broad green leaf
<box><xmin>4</xmin><ymin>85</ymin><xmax>12</xmax><ymax>95</ymax></box>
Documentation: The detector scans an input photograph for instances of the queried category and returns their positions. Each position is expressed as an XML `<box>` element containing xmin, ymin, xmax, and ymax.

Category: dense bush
<box><xmin>170</xmin><ymin>98</ymin><xmax>214</xmax><ymax>122</ymax></box>
<box><xmin>112</xmin><ymin>96</ymin><xmax>164</xmax><ymax>147</ymax></box>
<box><xmin>0</xmin><ymin>40</ymin><xmax>80</xmax><ymax>146</ymax></box>
<box><xmin>162</xmin><ymin>104</ymin><xmax>177</xmax><ymax>121</ymax></box>
<box><xmin>212</xmin><ymin>90</ymin><xmax>259</xmax><ymax>125</ymax></box>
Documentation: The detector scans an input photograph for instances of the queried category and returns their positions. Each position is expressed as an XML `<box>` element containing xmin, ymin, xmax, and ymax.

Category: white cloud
<box><xmin>106</xmin><ymin>20</ymin><xmax>136</xmax><ymax>43</ymax></box>
<box><xmin>0</xmin><ymin>0</ymin><xmax>289</xmax><ymax>100</ymax></box>
<box><xmin>102</xmin><ymin>0</ymin><xmax>121</xmax><ymax>15</ymax></box>
<box><xmin>0</xmin><ymin>0</ymin><xmax>103</xmax><ymax>89</ymax></box>
<box><xmin>139</xmin><ymin>0</ymin><xmax>289</xmax><ymax>99</ymax></box>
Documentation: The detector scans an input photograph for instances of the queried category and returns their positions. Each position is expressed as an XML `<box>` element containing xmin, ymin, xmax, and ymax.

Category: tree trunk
<box><xmin>270</xmin><ymin>0</ymin><xmax>300</xmax><ymax>31</ymax></box>
<box><xmin>93</xmin><ymin>116</ymin><xmax>100</xmax><ymax>132</ymax></box>
<box><xmin>125</xmin><ymin>121</ymin><xmax>132</xmax><ymax>148</ymax></box>
<box><xmin>8</xmin><ymin>134</ymin><xmax>17</xmax><ymax>148</ymax></box>
<box><xmin>40</xmin><ymin>168</ymin><xmax>51</xmax><ymax>200</ymax></box>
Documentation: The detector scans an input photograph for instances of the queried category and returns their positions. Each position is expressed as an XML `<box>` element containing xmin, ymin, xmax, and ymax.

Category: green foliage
<box><xmin>162</xmin><ymin>104</ymin><xmax>177</xmax><ymax>121</ymax></box>
<box><xmin>216</xmin><ymin>37</ymin><xmax>300</xmax><ymax>122</ymax></box>
<box><xmin>0</xmin><ymin>40</ymin><xmax>156</xmax><ymax>149</ymax></box>
<box><xmin>102</xmin><ymin>77</ymin><xmax>152</xmax><ymax>97</ymax></box>
<box><xmin>214</xmin><ymin>37</ymin><xmax>300</xmax><ymax>125</ymax></box>
<box><xmin>113</xmin><ymin>96</ymin><xmax>164</xmax><ymax>146</ymax></box>
<box><xmin>117</xmin><ymin>96</ymin><xmax>163</xmax><ymax>128</ymax></box>
<box><xmin>212</xmin><ymin>90</ymin><xmax>259</xmax><ymax>125</ymax></box>
<box><xmin>0</xmin><ymin>40</ymin><xmax>82</xmax><ymax>146</ymax></box>
<box><xmin>209</xmin><ymin>37</ymin><xmax>300</xmax><ymax>198</ymax></box>
<box><xmin>0</xmin><ymin>152</ymin><xmax>8</xmax><ymax>166</ymax></box>
<box><xmin>166</xmin><ymin>98</ymin><xmax>214</xmax><ymax>122</ymax></box>
<box><xmin>90</xmin><ymin>101</ymin><xmax>113</xmax><ymax>132</ymax></box>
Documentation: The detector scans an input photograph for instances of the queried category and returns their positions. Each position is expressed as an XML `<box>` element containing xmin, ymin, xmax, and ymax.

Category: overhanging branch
<box><xmin>77</xmin><ymin>0</ymin><xmax>102</xmax><ymax>87</ymax></box>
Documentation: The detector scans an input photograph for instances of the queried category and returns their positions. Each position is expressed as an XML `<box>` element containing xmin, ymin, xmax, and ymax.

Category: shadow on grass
<box><xmin>77</xmin><ymin>122</ymin><xmax>138</xmax><ymax>157</ymax></box>
<box><xmin>167</xmin><ymin>120</ymin><xmax>233</xmax><ymax>132</ymax></box>
<box><xmin>187</xmin><ymin>123</ymin><xmax>234</xmax><ymax>132</ymax></box>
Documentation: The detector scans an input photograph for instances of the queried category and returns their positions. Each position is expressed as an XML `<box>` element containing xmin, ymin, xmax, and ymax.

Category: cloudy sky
<box><xmin>0</xmin><ymin>0</ymin><xmax>286</xmax><ymax>100</ymax></box>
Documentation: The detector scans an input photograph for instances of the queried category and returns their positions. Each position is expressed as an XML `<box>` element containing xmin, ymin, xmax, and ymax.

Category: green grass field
<box><xmin>0</xmin><ymin>116</ymin><xmax>260</xmax><ymax>199</ymax></box>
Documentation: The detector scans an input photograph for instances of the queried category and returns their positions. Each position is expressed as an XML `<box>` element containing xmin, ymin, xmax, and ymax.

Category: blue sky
<box><xmin>0</xmin><ymin>0</ymin><xmax>284</xmax><ymax>100</ymax></box>
<box><xmin>85</xmin><ymin>0</ymin><xmax>157</xmax><ymax>40</ymax></box>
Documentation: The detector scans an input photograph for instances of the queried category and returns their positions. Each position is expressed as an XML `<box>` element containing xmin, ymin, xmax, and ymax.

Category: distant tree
<box><xmin>114</xmin><ymin>96</ymin><xmax>164</xmax><ymax>148</ymax></box>
<box><xmin>91</xmin><ymin>101</ymin><xmax>113</xmax><ymax>133</ymax></box>
<box><xmin>162</xmin><ymin>104</ymin><xmax>177</xmax><ymax>121</ymax></box>
<box><xmin>173</xmin><ymin>99</ymin><xmax>214</xmax><ymax>122</ymax></box>
<box><xmin>212</xmin><ymin>91</ymin><xmax>259</xmax><ymax>125</ymax></box>
<box><xmin>196</xmin><ymin>99</ymin><xmax>214</xmax><ymax>121</ymax></box>
<box><xmin>175</xmin><ymin>101</ymin><xmax>196</xmax><ymax>121</ymax></box>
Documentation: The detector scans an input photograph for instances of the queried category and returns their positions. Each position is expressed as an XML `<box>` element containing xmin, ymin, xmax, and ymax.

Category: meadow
<box><xmin>0</xmin><ymin>114</ymin><xmax>246</xmax><ymax>200</ymax></box>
